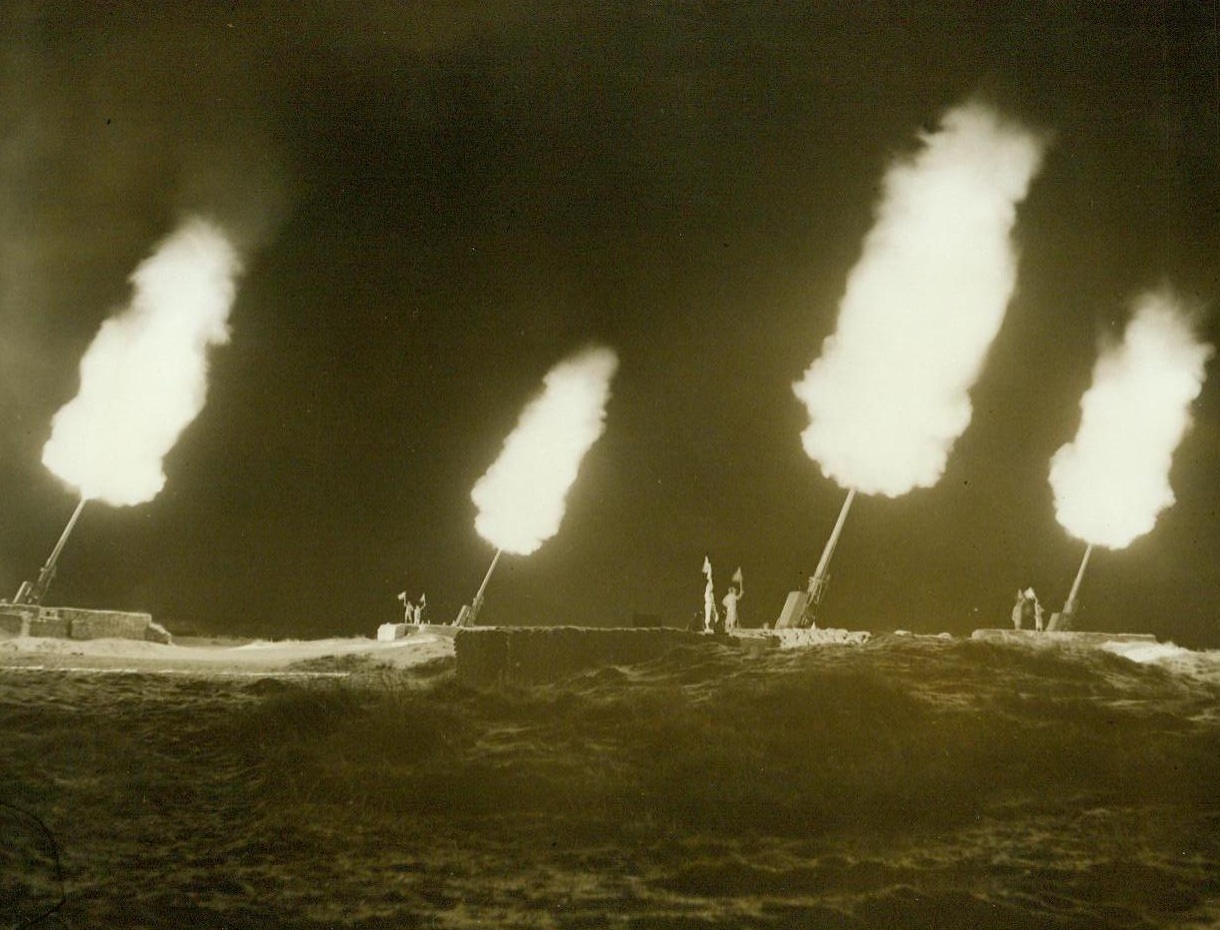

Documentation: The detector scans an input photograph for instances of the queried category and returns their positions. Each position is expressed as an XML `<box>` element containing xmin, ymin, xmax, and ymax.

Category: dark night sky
<box><xmin>2</xmin><ymin>1</ymin><xmax>1218</xmax><ymax>643</ymax></box>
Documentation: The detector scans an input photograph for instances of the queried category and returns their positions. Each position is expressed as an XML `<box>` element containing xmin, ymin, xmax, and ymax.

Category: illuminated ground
<box><xmin>4</xmin><ymin>633</ymin><xmax>1220</xmax><ymax>928</ymax></box>
<box><xmin>0</xmin><ymin>631</ymin><xmax>454</xmax><ymax>674</ymax></box>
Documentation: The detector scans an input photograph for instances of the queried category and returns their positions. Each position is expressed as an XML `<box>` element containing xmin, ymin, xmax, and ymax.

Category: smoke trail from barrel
<box><xmin>793</xmin><ymin>102</ymin><xmax>1046</xmax><ymax>496</ymax></box>
<box><xmin>41</xmin><ymin>218</ymin><xmax>242</xmax><ymax>506</ymax></box>
<box><xmin>1049</xmin><ymin>291</ymin><xmax>1212</xmax><ymax>549</ymax></box>
<box><xmin>472</xmin><ymin>346</ymin><xmax>619</xmax><ymax>555</ymax></box>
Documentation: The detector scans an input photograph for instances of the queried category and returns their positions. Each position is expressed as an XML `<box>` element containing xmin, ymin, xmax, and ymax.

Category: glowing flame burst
<box><xmin>41</xmin><ymin>218</ymin><xmax>242</xmax><ymax>506</ymax></box>
<box><xmin>472</xmin><ymin>346</ymin><xmax>619</xmax><ymax>555</ymax></box>
<box><xmin>1049</xmin><ymin>292</ymin><xmax>1212</xmax><ymax>549</ymax></box>
<box><xmin>793</xmin><ymin>102</ymin><xmax>1047</xmax><ymax>496</ymax></box>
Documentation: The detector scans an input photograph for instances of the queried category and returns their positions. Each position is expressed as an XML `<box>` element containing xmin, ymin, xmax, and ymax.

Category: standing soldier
<box><xmin>1011</xmin><ymin>588</ymin><xmax>1041</xmax><ymax>631</ymax></box>
<box><xmin>722</xmin><ymin>567</ymin><xmax>744</xmax><ymax>632</ymax></box>
<box><xmin>702</xmin><ymin>556</ymin><xmax>719</xmax><ymax>633</ymax></box>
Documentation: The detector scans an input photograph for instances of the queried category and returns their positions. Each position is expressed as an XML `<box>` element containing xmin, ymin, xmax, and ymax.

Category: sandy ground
<box><xmin>0</xmin><ymin>630</ymin><xmax>455</xmax><ymax>675</ymax></box>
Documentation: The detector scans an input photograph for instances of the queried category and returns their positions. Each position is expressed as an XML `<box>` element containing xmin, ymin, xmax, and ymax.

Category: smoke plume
<box><xmin>1049</xmin><ymin>292</ymin><xmax>1212</xmax><ymax>549</ymax></box>
<box><xmin>41</xmin><ymin>218</ymin><xmax>242</xmax><ymax>506</ymax></box>
<box><xmin>472</xmin><ymin>346</ymin><xmax>619</xmax><ymax>555</ymax></box>
<box><xmin>793</xmin><ymin>102</ymin><xmax>1047</xmax><ymax>496</ymax></box>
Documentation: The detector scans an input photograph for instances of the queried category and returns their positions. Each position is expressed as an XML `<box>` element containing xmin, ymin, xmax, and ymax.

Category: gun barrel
<box><xmin>16</xmin><ymin>498</ymin><xmax>87</xmax><ymax>605</ymax></box>
<box><xmin>46</xmin><ymin>498</ymin><xmax>88</xmax><ymax>573</ymax></box>
<box><xmin>465</xmin><ymin>548</ymin><xmax>503</xmax><ymax>626</ymax></box>
<box><xmin>1062</xmin><ymin>543</ymin><xmax>1094</xmax><ymax>614</ymax></box>
<box><xmin>807</xmin><ymin>488</ymin><xmax>857</xmax><ymax>598</ymax></box>
<box><xmin>798</xmin><ymin>487</ymin><xmax>856</xmax><ymax>628</ymax></box>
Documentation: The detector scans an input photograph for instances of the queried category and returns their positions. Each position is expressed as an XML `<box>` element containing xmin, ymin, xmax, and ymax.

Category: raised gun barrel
<box><xmin>457</xmin><ymin>548</ymin><xmax>503</xmax><ymax>627</ymax></box>
<box><xmin>1051</xmin><ymin>543</ymin><xmax>1094</xmax><ymax>631</ymax></box>
<box><xmin>799</xmin><ymin>488</ymin><xmax>857</xmax><ymax>627</ymax></box>
<box><xmin>12</xmin><ymin>498</ymin><xmax>87</xmax><ymax>606</ymax></box>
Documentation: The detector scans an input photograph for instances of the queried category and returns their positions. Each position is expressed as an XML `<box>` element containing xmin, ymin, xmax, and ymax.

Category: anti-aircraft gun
<box><xmin>1047</xmin><ymin>544</ymin><xmax>1093</xmax><ymax>632</ymax></box>
<box><xmin>9</xmin><ymin>499</ymin><xmax>86</xmax><ymax>606</ymax></box>
<box><xmin>453</xmin><ymin>549</ymin><xmax>502</xmax><ymax>627</ymax></box>
<box><xmin>3</xmin><ymin>498</ymin><xmax>167</xmax><ymax>643</ymax></box>
<box><xmin>775</xmin><ymin>489</ymin><xmax>856</xmax><ymax>629</ymax></box>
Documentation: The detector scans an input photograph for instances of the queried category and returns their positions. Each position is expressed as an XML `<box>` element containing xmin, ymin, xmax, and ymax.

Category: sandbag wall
<box><xmin>0</xmin><ymin>605</ymin><xmax>170</xmax><ymax>643</ymax></box>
